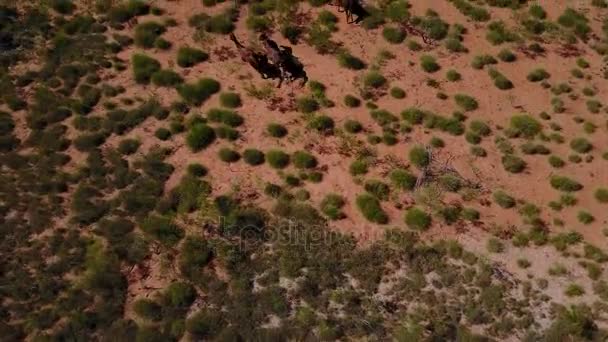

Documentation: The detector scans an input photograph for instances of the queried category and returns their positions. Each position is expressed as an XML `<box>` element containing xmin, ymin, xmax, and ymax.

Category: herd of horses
<box><xmin>231</xmin><ymin>0</ymin><xmax>370</xmax><ymax>87</ymax></box>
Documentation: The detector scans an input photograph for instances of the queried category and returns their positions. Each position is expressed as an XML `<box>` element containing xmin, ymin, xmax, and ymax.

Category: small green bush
<box><xmin>548</xmin><ymin>155</ymin><xmax>565</xmax><ymax>168</ymax></box>
<box><xmin>454</xmin><ymin>94</ymin><xmax>478</xmax><ymax>111</ymax></box>
<box><xmin>177</xmin><ymin>78</ymin><xmax>220</xmax><ymax>105</ymax></box>
<box><xmin>405</xmin><ymin>207</ymin><xmax>431</xmax><ymax>231</ymax></box>
<box><xmin>186</xmin><ymin>124</ymin><xmax>216</xmax><ymax>151</ymax></box>
<box><xmin>363</xmin><ymin>72</ymin><xmax>387</xmax><ymax>88</ymax></box>
<box><xmin>529</xmin><ymin>4</ymin><xmax>546</xmax><ymax>19</ymax></box>
<box><xmin>570</xmin><ymin>138</ymin><xmax>593</xmax><ymax>153</ymax></box>
<box><xmin>390</xmin><ymin>87</ymin><xmax>406</xmax><ymax>99</ymax></box>
<box><xmin>595</xmin><ymin>188</ymin><xmax>608</xmax><ymax>203</ymax></box>
<box><xmin>292</xmin><ymin>151</ymin><xmax>317</xmax><ymax>169</ymax></box>
<box><xmin>296</xmin><ymin>97</ymin><xmax>319</xmax><ymax>113</ymax></box>
<box><xmin>337</xmin><ymin>51</ymin><xmax>366</xmax><ymax>70</ymax></box>
<box><xmin>177</xmin><ymin>47</ymin><xmax>209</xmax><ymax>67</ymax></box>
<box><xmin>320</xmin><ymin>194</ymin><xmax>346</xmax><ymax>220</ymax></box>
<box><xmin>242</xmin><ymin>149</ymin><xmax>265</xmax><ymax>166</ymax></box>
<box><xmin>344</xmin><ymin>95</ymin><xmax>361</xmax><ymax>108</ymax></box>
<box><xmin>409</xmin><ymin>146</ymin><xmax>430</xmax><ymax>168</ymax></box>
<box><xmin>267</xmin><ymin>123</ymin><xmax>287</xmax><ymax>138</ymax></box>
<box><xmin>151</xmin><ymin>69</ymin><xmax>183</xmax><ymax>87</ymax></box>
<box><xmin>364</xmin><ymin>180</ymin><xmax>391</xmax><ymax>201</ymax></box>
<box><xmin>133</xmin><ymin>299</ymin><xmax>162</xmax><ymax>321</ymax></box>
<box><xmin>118</xmin><ymin>138</ymin><xmax>140</xmax><ymax>155</ymax></box>
<box><xmin>502</xmin><ymin>154</ymin><xmax>526</xmax><ymax>173</ymax></box>
<box><xmin>390</xmin><ymin>169</ymin><xmax>417</xmax><ymax>191</ymax></box>
<box><xmin>510</xmin><ymin>115</ymin><xmax>542</xmax><ymax>138</ymax></box>
<box><xmin>446</xmin><ymin>70</ymin><xmax>461</xmax><ymax>81</ymax></box>
<box><xmin>471</xmin><ymin>54</ymin><xmax>497</xmax><ymax>69</ymax></box>
<box><xmin>527</xmin><ymin>68</ymin><xmax>550</xmax><ymax>82</ymax></box>
<box><xmin>497</xmin><ymin>49</ymin><xmax>516</xmax><ymax>62</ymax></box>
<box><xmin>132</xmin><ymin>54</ymin><xmax>161</xmax><ymax>84</ymax></box>
<box><xmin>187</xmin><ymin>163</ymin><xmax>208</xmax><ymax>176</ymax></box>
<box><xmin>308</xmin><ymin>114</ymin><xmax>335</xmax><ymax>135</ymax></box>
<box><xmin>266</xmin><ymin>150</ymin><xmax>290</xmax><ymax>169</ymax></box>
<box><xmin>155</xmin><ymin>127</ymin><xmax>171</xmax><ymax>140</ymax></box>
<box><xmin>487</xmin><ymin>238</ymin><xmax>505</xmax><ymax>253</ymax></box>
<box><xmin>577</xmin><ymin>211</ymin><xmax>594</xmax><ymax>224</ymax></box>
<box><xmin>382</xmin><ymin>26</ymin><xmax>406</xmax><ymax>43</ymax></box>
<box><xmin>134</xmin><ymin>22</ymin><xmax>166</xmax><ymax>48</ymax></box>
<box><xmin>420</xmin><ymin>55</ymin><xmax>440</xmax><ymax>73</ymax></box>
<box><xmin>356</xmin><ymin>194</ymin><xmax>388</xmax><ymax>224</ymax></box>
<box><xmin>550</xmin><ymin>175</ymin><xmax>583</xmax><ymax>192</ymax></box>
<box><xmin>219</xmin><ymin>92</ymin><xmax>242</xmax><ymax>108</ymax></box>
<box><xmin>207</xmin><ymin>108</ymin><xmax>243</xmax><ymax>127</ymax></box>
<box><xmin>344</xmin><ymin>119</ymin><xmax>363</xmax><ymax>133</ymax></box>
<box><xmin>218</xmin><ymin>147</ymin><xmax>240</xmax><ymax>163</ymax></box>
<box><xmin>494</xmin><ymin>191</ymin><xmax>516</xmax><ymax>208</ymax></box>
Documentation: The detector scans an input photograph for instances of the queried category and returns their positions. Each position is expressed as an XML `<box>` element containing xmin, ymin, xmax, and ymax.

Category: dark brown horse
<box><xmin>331</xmin><ymin>0</ymin><xmax>369</xmax><ymax>24</ymax></box>
<box><xmin>230</xmin><ymin>33</ymin><xmax>283</xmax><ymax>87</ymax></box>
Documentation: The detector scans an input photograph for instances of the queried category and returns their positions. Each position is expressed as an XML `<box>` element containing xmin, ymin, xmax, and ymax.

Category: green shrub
<box><xmin>266</xmin><ymin>150</ymin><xmax>290</xmax><ymax>169</ymax></box>
<box><xmin>595</xmin><ymin>188</ymin><xmax>608</xmax><ymax>203</ymax></box>
<box><xmin>308</xmin><ymin>114</ymin><xmax>334</xmax><ymax>135</ymax></box>
<box><xmin>241</xmin><ymin>149</ymin><xmax>264</xmax><ymax>166</ymax></box>
<box><xmin>409</xmin><ymin>146</ymin><xmax>430</xmax><ymax>168</ymax></box>
<box><xmin>177</xmin><ymin>78</ymin><xmax>220</xmax><ymax>105</ymax></box>
<box><xmin>510</xmin><ymin>115</ymin><xmax>542</xmax><ymax>138</ymax></box>
<box><xmin>382</xmin><ymin>26</ymin><xmax>406</xmax><ymax>43</ymax></box>
<box><xmin>155</xmin><ymin>127</ymin><xmax>171</xmax><ymax>140</ymax></box>
<box><xmin>439</xmin><ymin>174</ymin><xmax>462</xmax><ymax>192</ymax></box>
<box><xmin>497</xmin><ymin>49</ymin><xmax>516</xmax><ymax>62</ymax></box>
<box><xmin>50</xmin><ymin>0</ymin><xmax>75</xmax><ymax>14</ymax></box>
<box><xmin>487</xmin><ymin>238</ymin><xmax>505</xmax><ymax>253</ymax></box>
<box><xmin>133</xmin><ymin>298</ymin><xmax>162</xmax><ymax>321</ymax></box>
<box><xmin>267</xmin><ymin>123</ymin><xmax>287</xmax><ymax>138</ymax></box>
<box><xmin>446</xmin><ymin>70</ymin><xmax>461</xmax><ymax>81</ymax></box>
<box><xmin>186</xmin><ymin>310</ymin><xmax>225</xmax><ymax>339</ymax></box>
<box><xmin>529</xmin><ymin>4</ymin><xmax>546</xmax><ymax>19</ymax></box>
<box><xmin>493</xmin><ymin>191</ymin><xmax>516</xmax><ymax>208</ymax></box>
<box><xmin>207</xmin><ymin>108</ymin><xmax>243</xmax><ymax>127</ymax></box>
<box><xmin>118</xmin><ymin>138</ymin><xmax>140</xmax><ymax>155</ymax></box>
<box><xmin>469</xmin><ymin>120</ymin><xmax>491</xmax><ymax>136</ymax></box>
<box><xmin>502</xmin><ymin>154</ymin><xmax>526</xmax><ymax>173</ymax></box>
<box><xmin>292</xmin><ymin>151</ymin><xmax>317</xmax><ymax>169</ymax></box>
<box><xmin>577</xmin><ymin>211</ymin><xmax>594</xmax><ymax>224</ymax></box>
<box><xmin>218</xmin><ymin>147</ymin><xmax>240</xmax><ymax>163</ymax></box>
<box><xmin>454</xmin><ymin>94</ymin><xmax>478</xmax><ymax>111</ymax></box>
<box><xmin>430</xmin><ymin>136</ymin><xmax>445</xmax><ymax>148</ymax></box>
<box><xmin>177</xmin><ymin>47</ymin><xmax>209</xmax><ymax>67</ymax></box>
<box><xmin>364</xmin><ymin>180</ymin><xmax>390</xmax><ymax>200</ymax></box>
<box><xmin>349</xmin><ymin>159</ymin><xmax>368</xmax><ymax>176</ymax></box>
<box><xmin>140</xmin><ymin>214</ymin><xmax>184</xmax><ymax>246</ymax></box>
<box><xmin>548</xmin><ymin>155</ymin><xmax>565</xmax><ymax>168</ymax></box>
<box><xmin>486</xmin><ymin>21</ymin><xmax>519</xmax><ymax>45</ymax></box>
<box><xmin>296</xmin><ymin>97</ymin><xmax>319</xmax><ymax>113</ymax></box>
<box><xmin>390</xmin><ymin>87</ymin><xmax>406</xmax><ymax>99</ymax></box>
<box><xmin>132</xmin><ymin>54</ymin><xmax>161</xmax><ymax>84</ymax></box>
<box><xmin>570</xmin><ymin>138</ymin><xmax>592</xmax><ymax>153</ymax></box>
<box><xmin>471</xmin><ymin>54</ymin><xmax>497</xmax><ymax>69</ymax></box>
<box><xmin>420</xmin><ymin>55</ymin><xmax>440</xmax><ymax>73</ymax></box>
<box><xmin>151</xmin><ymin>69</ymin><xmax>183</xmax><ymax>87</ymax></box>
<box><xmin>134</xmin><ymin>21</ymin><xmax>166</xmax><ymax>48</ymax></box>
<box><xmin>390</xmin><ymin>169</ymin><xmax>417</xmax><ymax>191</ymax></box>
<box><xmin>557</xmin><ymin>8</ymin><xmax>590</xmax><ymax>40</ymax></box>
<box><xmin>187</xmin><ymin>163</ymin><xmax>207</xmax><ymax>176</ymax></box>
<box><xmin>186</xmin><ymin>124</ymin><xmax>216</xmax><ymax>151</ymax></box>
<box><xmin>344</xmin><ymin>95</ymin><xmax>361</xmax><ymax>107</ymax></box>
<box><xmin>405</xmin><ymin>207</ymin><xmax>431</xmax><ymax>231</ymax></box>
<box><xmin>344</xmin><ymin>119</ymin><xmax>363</xmax><ymax>133</ymax></box>
<box><xmin>550</xmin><ymin>175</ymin><xmax>583</xmax><ymax>192</ymax></box>
<box><xmin>337</xmin><ymin>51</ymin><xmax>366</xmax><ymax>70</ymax></box>
<box><xmin>356</xmin><ymin>194</ymin><xmax>388</xmax><ymax>224</ymax></box>
<box><xmin>564</xmin><ymin>284</ymin><xmax>585</xmax><ymax>297</ymax></box>
<box><xmin>165</xmin><ymin>282</ymin><xmax>196</xmax><ymax>307</ymax></box>
<box><xmin>363</xmin><ymin>72</ymin><xmax>387</xmax><ymax>88</ymax></box>
<box><xmin>527</xmin><ymin>68</ymin><xmax>550</xmax><ymax>82</ymax></box>
<box><xmin>320</xmin><ymin>194</ymin><xmax>346</xmax><ymax>220</ymax></box>
<box><xmin>488</xmin><ymin>68</ymin><xmax>513</xmax><ymax>90</ymax></box>
<box><xmin>219</xmin><ymin>92</ymin><xmax>242</xmax><ymax>108</ymax></box>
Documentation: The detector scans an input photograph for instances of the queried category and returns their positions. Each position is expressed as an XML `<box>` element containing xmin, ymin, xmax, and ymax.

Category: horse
<box><xmin>229</xmin><ymin>33</ymin><xmax>283</xmax><ymax>87</ymax></box>
<box><xmin>331</xmin><ymin>0</ymin><xmax>369</xmax><ymax>24</ymax></box>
